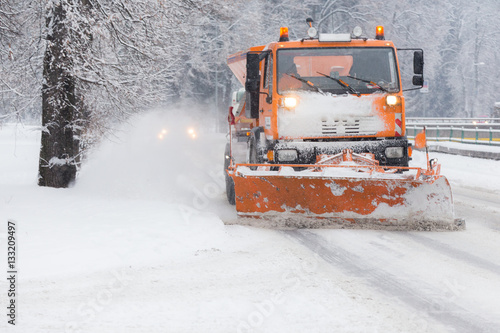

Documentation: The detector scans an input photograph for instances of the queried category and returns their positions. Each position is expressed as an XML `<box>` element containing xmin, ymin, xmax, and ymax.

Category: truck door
<box><xmin>260</xmin><ymin>53</ymin><xmax>274</xmax><ymax>137</ymax></box>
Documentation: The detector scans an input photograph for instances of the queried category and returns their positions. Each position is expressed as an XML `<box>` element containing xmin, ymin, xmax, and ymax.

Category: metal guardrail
<box><xmin>407</xmin><ymin>117</ymin><xmax>500</xmax><ymax>125</ymax></box>
<box><xmin>406</xmin><ymin>124</ymin><xmax>500</xmax><ymax>146</ymax></box>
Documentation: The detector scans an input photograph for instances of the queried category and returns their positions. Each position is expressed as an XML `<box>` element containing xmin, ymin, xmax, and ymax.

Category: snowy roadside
<box><xmin>426</xmin><ymin>141</ymin><xmax>500</xmax><ymax>160</ymax></box>
<box><xmin>428</xmin><ymin>141</ymin><xmax>500</xmax><ymax>153</ymax></box>
<box><xmin>411</xmin><ymin>145</ymin><xmax>500</xmax><ymax>196</ymax></box>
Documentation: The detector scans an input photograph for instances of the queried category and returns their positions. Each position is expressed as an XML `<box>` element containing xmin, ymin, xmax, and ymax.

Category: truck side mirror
<box><xmin>413</xmin><ymin>50</ymin><xmax>424</xmax><ymax>75</ymax></box>
<box><xmin>412</xmin><ymin>75</ymin><xmax>424</xmax><ymax>86</ymax></box>
<box><xmin>400</xmin><ymin>48</ymin><xmax>425</xmax><ymax>91</ymax></box>
<box><xmin>245</xmin><ymin>53</ymin><xmax>261</xmax><ymax>119</ymax></box>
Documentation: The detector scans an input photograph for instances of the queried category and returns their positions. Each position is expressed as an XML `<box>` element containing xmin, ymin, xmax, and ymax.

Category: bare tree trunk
<box><xmin>38</xmin><ymin>2</ymin><xmax>77</xmax><ymax>188</ymax></box>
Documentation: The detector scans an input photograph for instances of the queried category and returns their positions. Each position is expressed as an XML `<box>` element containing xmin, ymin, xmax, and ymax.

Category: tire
<box><xmin>224</xmin><ymin>143</ymin><xmax>235</xmax><ymax>205</ymax></box>
<box><xmin>248</xmin><ymin>138</ymin><xmax>259</xmax><ymax>171</ymax></box>
<box><xmin>225</xmin><ymin>176</ymin><xmax>235</xmax><ymax>205</ymax></box>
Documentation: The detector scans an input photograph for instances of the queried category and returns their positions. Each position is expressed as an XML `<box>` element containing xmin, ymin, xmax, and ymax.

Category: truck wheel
<box><xmin>224</xmin><ymin>143</ymin><xmax>235</xmax><ymax>205</ymax></box>
<box><xmin>226</xmin><ymin>176</ymin><xmax>236</xmax><ymax>205</ymax></box>
<box><xmin>248</xmin><ymin>138</ymin><xmax>260</xmax><ymax>170</ymax></box>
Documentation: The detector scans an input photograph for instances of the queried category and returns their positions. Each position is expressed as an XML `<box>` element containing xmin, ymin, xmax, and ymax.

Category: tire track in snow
<box><xmin>284</xmin><ymin>230</ymin><xmax>500</xmax><ymax>333</ymax></box>
<box><xmin>454</xmin><ymin>198</ymin><xmax>500</xmax><ymax>232</ymax></box>
<box><xmin>451</xmin><ymin>185</ymin><xmax>500</xmax><ymax>231</ymax></box>
<box><xmin>400</xmin><ymin>233</ymin><xmax>500</xmax><ymax>276</ymax></box>
<box><xmin>452</xmin><ymin>187</ymin><xmax>500</xmax><ymax>211</ymax></box>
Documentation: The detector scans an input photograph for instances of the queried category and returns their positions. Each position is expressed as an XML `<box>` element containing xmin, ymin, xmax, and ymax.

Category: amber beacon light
<box><xmin>279</xmin><ymin>27</ymin><xmax>289</xmax><ymax>42</ymax></box>
<box><xmin>375</xmin><ymin>26</ymin><xmax>385</xmax><ymax>40</ymax></box>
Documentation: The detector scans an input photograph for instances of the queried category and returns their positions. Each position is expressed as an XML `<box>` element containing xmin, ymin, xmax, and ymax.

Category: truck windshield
<box><xmin>277</xmin><ymin>47</ymin><xmax>399</xmax><ymax>95</ymax></box>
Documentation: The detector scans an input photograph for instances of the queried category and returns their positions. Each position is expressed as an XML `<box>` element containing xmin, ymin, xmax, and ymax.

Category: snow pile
<box><xmin>412</xmin><ymin>148</ymin><xmax>500</xmax><ymax>195</ymax></box>
<box><xmin>237</xmin><ymin>163</ymin><xmax>420</xmax><ymax>179</ymax></box>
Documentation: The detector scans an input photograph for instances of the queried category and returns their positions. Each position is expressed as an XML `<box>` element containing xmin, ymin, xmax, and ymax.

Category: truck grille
<box><xmin>321</xmin><ymin>118</ymin><xmax>378</xmax><ymax>136</ymax></box>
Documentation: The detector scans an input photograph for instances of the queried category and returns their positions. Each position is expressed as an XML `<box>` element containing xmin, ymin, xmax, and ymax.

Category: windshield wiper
<box><xmin>346</xmin><ymin>75</ymin><xmax>388</xmax><ymax>92</ymax></box>
<box><xmin>285</xmin><ymin>73</ymin><xmax>324</xmax><ymax>94</ymax></box>
<box><xmin>317</xmin><ymin>72</ymin><xmax>361</xmax><ymax>97</ymax></box>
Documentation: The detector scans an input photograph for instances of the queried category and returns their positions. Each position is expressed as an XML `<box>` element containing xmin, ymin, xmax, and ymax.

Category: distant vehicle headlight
<box><xmin>158</xmin><ymin>129</ymin><xmax>168</xmax><ymax>140</ymax></box>
<box><xmin>187</xmin><ymin>127</ymin><xmax>197</xmax><ymax>139</ymax></box>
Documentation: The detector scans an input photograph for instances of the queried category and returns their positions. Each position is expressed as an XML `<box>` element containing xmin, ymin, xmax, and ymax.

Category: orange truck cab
<box><xmin>227</xmin><ymin>23</ymin><xmax>424</xmax><ymax>168</ymax></box>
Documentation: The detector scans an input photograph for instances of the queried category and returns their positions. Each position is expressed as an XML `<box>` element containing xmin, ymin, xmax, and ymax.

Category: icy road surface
<box><xmin>1</xmin><ymin>111</ymin><xmax>499</xmax><ymax>333</ymax></box>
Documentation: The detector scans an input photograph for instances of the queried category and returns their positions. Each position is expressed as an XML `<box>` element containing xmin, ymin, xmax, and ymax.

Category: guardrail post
<box><xmin>475</xmin><ymin>126</ymin><xmax>479</xmax><ymax>144</ymax></box>
<box><xmin>436</xmin><ymin>125</ymin><xmax>440</xmax><ymax>142</ymax></box>
<box><xmin>490</xmin><ymin>127</ymin><xmax>493</xmax><ymax>146</ymax></box>
<box><xmin>449</xmin><ymin>126</ymin><xmax>453</xmax><ymax>142</ymax></box>
<box><xmin>461</xmin><ymin>126</ymin><xmax>464</xmax><ymax>143</ymax></box>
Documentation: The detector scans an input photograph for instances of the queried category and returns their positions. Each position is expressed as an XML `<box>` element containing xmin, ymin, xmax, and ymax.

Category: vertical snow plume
<box><xmin>77</xmin><ymin>108</ymin><xmax>226</xmax><ymax>208</ymax></box>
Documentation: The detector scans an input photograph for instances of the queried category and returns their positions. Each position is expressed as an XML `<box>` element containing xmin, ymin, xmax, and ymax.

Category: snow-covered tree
<box><xmin>0</xmin><ymin>1</ymin><xmax>42</xmax><ymax>123</ymax></box>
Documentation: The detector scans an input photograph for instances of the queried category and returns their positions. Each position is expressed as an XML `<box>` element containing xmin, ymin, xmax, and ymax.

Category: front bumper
<box><xmin>270</xmin><ymin>138</ymin><xmax>410</xmax><ymax>167</ymax></box>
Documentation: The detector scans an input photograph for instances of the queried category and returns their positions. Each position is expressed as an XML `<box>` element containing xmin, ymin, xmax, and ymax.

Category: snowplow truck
<box><xmin>224</xmin><ymin>22</ymin><xmax>463</xmax><ymax>230</ymax></box>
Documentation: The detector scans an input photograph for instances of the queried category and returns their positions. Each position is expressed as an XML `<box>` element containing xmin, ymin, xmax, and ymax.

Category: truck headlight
<box><xmin>276</xmin><ymin>149</ymin><xmax>298</xmax><ymax>162</ymax></box>
<box><xmin>386</xmin><ymin>95</ymin><xmax>399</xmax><ymax>106</ymax></box>
<box><xmin>280</xmin><ymin>96</ymin><xmax>299</xmax><ymax>109</ymax></box>
<box><xmin>385</xmin><ymin>147</ymin><xmax>404</xmax><ymax>158</ymax></box>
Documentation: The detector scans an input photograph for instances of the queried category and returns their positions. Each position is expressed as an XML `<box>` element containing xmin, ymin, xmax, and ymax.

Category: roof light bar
<box><xmin>318</xmin><ymin>33</ymin><xmax>351</xmax><ymax>42</ymax></box>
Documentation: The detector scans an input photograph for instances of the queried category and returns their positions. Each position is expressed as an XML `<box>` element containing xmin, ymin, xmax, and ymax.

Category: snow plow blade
<box><xmin>229</xmin><ymin>164</ymin><xmax>462</xmax><ymax>230</ymax></box>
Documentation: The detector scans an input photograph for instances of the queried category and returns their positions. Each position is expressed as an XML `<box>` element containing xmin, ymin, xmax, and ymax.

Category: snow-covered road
<box><xmin>1</xmin><ymin>112</ymin><xmax>499</xmax><ymax>332</ymax></box>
